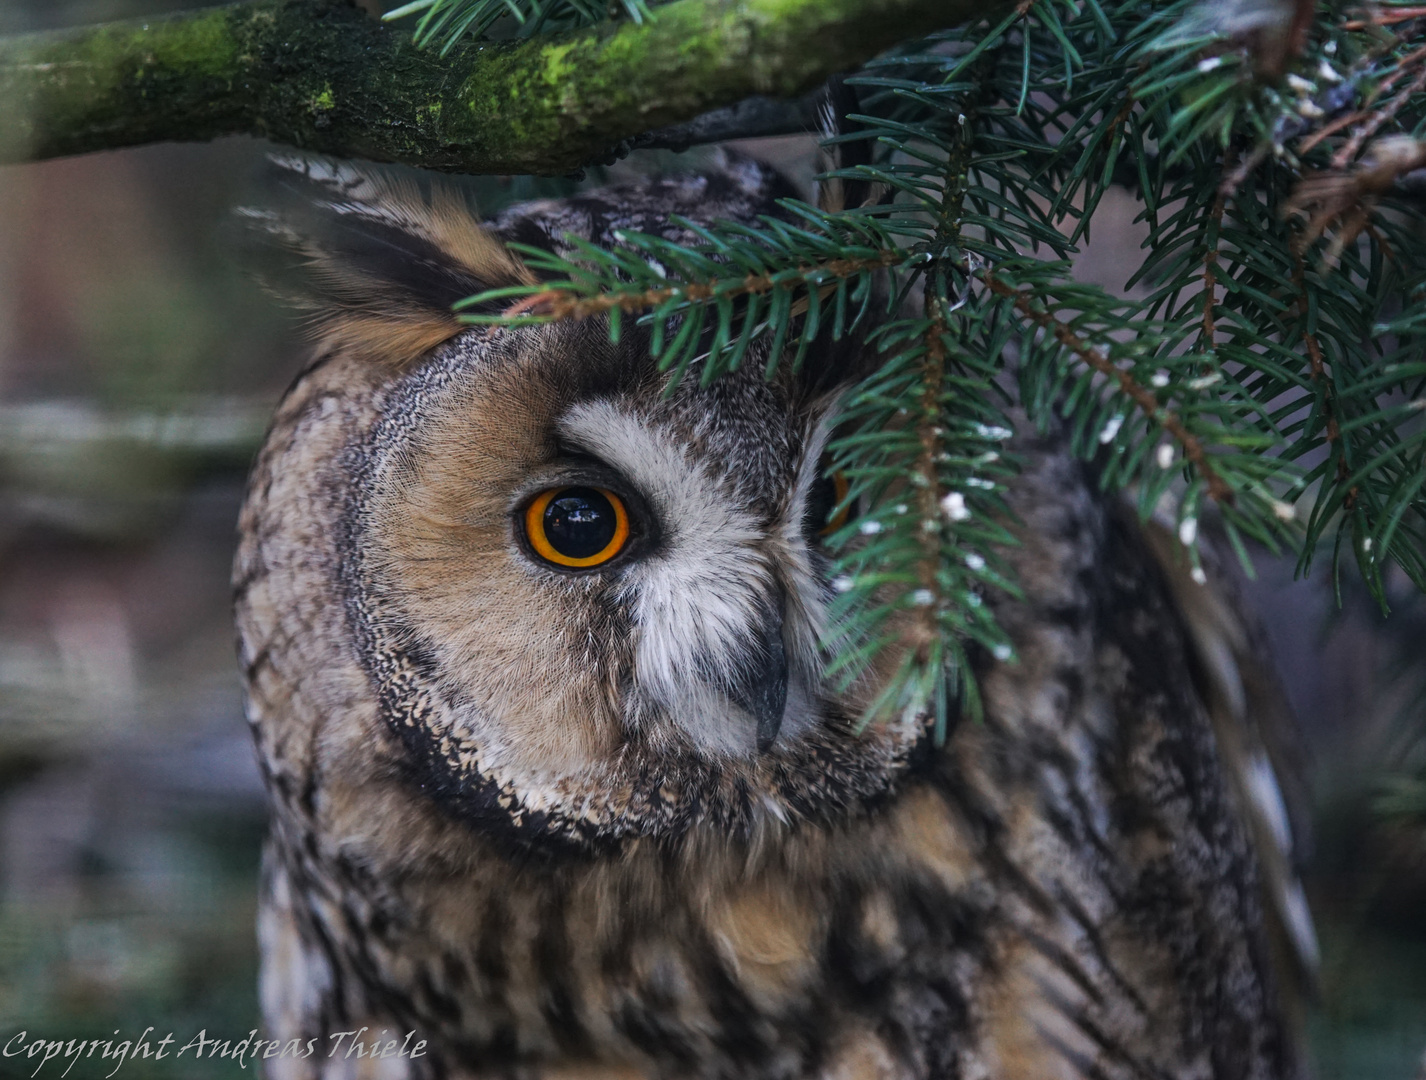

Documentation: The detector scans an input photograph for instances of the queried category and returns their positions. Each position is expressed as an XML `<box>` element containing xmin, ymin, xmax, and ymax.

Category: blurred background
<box><xmin>0</xmin><ymin>1</ymin><xmax>1423</xmax><ymax>1076</ymax></box>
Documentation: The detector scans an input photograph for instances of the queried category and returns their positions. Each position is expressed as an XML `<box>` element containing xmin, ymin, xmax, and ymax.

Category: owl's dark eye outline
<box><xmin>523</xmin><ymin>486</ymin><xmax>631</xmax><ymax>569</ymax></box>
<box><xmin>805</xmin><ymin>461</ymin><xmax>855</xmax><ymax>540</ymax></box>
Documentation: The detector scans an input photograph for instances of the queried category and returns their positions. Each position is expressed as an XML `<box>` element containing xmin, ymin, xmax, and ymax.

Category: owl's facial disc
<box><xmin>350</xmin><ymin>327</ymin><xmax>929</xmax><ymax>846</ymax></box>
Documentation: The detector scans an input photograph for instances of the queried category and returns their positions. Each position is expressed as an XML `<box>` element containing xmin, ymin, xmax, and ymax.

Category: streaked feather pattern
<box><xmin>1142</xmin><ymin>522</ymin><xmax>1319</xmax><ymax>1003</ymax></box>
<box><xmin>234</xmin><ymin>156</ymin><xmax>1314</xmax><ymax>1080</ymax></box>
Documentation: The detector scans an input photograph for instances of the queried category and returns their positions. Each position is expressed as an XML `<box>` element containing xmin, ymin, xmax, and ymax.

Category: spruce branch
<box><xmin>982</xmin><ymin>270</ymin><xmax>1236</xmax><ymax>505</ymax></box>
<box><xmin>1286</xmin><ymin>137</ymin><xmax>1426</xmax><ymax>270</ymax></box>
<box><xmin>907</xmin><ymin>143</ymin><xmax>974</xmax><ymax>675</ymax></box>
<box><xmin>0</xmin><ymin>0</ymin><xmax>995</xmax><ymax>173</ymax></box>
<box><xmin>1332</xmin><ymin>56</ymin><xmax>1426</xmax><ymax>170</ymax></box>
<box><xmin>1291</xmin><ymin>251</ymin><xmax>1356</xmax><ymax>506</ymax></box>
<box><xmin>460</xmin><ymin>208</ymin><xmax>920</xmax><ymax>379</ymax></box>
<box><xmin>822</xmin><ymin>306</ymin><xmax>1018</xmax><ymax>734</ymax></box>
<box><xmin>1342</xmin><ymin>5</ymin><xmax>1426</xmax><ymax>30</ymax></box>
<box><xmin>905</xmin><ymin>152</ymin><xmax>969</xmax><ymax>688</ymax></box>
<box><xmin>455</xmin><ymin>0</ymin><xmax>1425</xmax><ymax>622</ymax></box>
<box><xmin>821</xmin><ymin>113</ymin><xmax>1022</xmax><ymax>734</ymax></box>
<box><xmin>1201</xmin><ymin>159</ymin><xmax>1230</xmax><ymax>353</ymax></box>
<box><xmin>488</xmin><ymin>251</ymin><xmax>906</xmax><ymax>325</ymax></box>
<box><xmin>911</xmin><ymin>304</ymin><xmax>952</xmax><ymax>662</ymax></box>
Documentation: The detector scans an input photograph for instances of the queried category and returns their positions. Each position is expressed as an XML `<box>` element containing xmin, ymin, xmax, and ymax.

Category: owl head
<box><xmin>243</xmin><ymin>155</ymin><xmax>929</xmax><ymax>857</ymax></box>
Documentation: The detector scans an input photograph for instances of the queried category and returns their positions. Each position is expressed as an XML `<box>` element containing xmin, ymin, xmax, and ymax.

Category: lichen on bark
<box><xmin>0</xmin><ymin>0</ymin><xmax>998</xmax><ymax>175</ymax></box>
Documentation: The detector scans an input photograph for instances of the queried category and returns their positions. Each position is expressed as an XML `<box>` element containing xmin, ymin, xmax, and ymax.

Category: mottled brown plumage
<box><xmin>235</xmin><ymin>154</ymin><xmax>1312</xmax><ymax>1080</ymax></box>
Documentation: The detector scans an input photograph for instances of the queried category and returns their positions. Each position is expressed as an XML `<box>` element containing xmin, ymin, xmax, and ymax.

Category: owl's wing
<box><xmin>236</xmin><ymin>154</ymin><xmax>536</xmax><ymax>368</ymax></box>
<box><xmin>1141</xmin><ymin>520</ymin><xmax>1320</xmax><ymax>1002</ymax></box>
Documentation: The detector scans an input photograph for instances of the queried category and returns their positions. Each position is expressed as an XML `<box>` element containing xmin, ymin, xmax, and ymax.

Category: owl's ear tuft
<box><xmin>237</xmin><ymin>154</ymin><xmax>537</xmax><ymax>367</ymax></box>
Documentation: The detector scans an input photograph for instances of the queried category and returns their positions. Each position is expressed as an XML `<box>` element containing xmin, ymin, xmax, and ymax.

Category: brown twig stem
<box><xmin>983</xmin><ymin>272</ymin><xmax>1235</xmax><ymax>504</ymax></box>
<box><xmin>1341</xmin><ymin>7</ymin><xmax>1426</xmax><ymax>29</ymax></box>
<box><xmin>1333</xmin><ymin>58</ymin><xmax>1426</xmax><ymax>169</ymax></box>
<box><xmin>503</xmin><ymin>251</ymin><xmax>905</xmax><ymax>322</ymax></box>
<box><xmin>912</xmin><ymin>300</ymin><xmax>950</xmax><ymax>656</ymax></box>
<box><xmin>1296</xmin><ymin>111</ymin><xmax>1366</xmax><ymax>156</ymax></box>
<box><xmin>1291</xmin><ymin>254</ymin><xmax>1358</xmax><ymax>508</ymax></box>
<box><xmin>1202</xmin><ymin>154</ymin><xmax>1233</xmax><ymax>354</ymax></box>
<box><xmin>1297</xmin><ymin>39</ymin><xmax>1426</xmax><ymax>157</ymax></box>
<box><xmin>1301</xmin><ymin>318</ymin><xmax>1356</xmax><ymax>507</ymax></box>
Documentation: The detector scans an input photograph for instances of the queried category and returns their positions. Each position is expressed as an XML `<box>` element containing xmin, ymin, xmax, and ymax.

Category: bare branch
<box><xmin>0</xmin><ymin>0</ymin><xmax>999</xmax><ymax>175</ymax></box>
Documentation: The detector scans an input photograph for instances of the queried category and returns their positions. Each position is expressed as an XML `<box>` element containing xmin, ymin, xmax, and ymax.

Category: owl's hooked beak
<box><xmin>730</xmin><ymin>617</ymin><xmax>788</xmax><ymax>753</ymax></box>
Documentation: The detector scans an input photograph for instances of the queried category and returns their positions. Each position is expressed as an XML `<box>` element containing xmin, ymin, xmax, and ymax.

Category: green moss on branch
<box><xmin>0</xmin><ymin>0</ymin><xmax>998</xmax><ymax>174</ymax></box>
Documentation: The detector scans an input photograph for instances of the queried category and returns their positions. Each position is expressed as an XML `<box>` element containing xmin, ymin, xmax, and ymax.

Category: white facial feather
<box><xmin>779</xmin><ymin>409</ymin><xmax>840</xmax><ymax>681</ymax></box>
<box><xmin>560</xmin><ymin>400</ymin><xmax>825</xmax><ymax>758</ymax></box>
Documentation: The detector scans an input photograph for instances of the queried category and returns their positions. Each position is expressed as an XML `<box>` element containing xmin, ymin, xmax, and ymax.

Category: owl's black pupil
<box><xmin>544</xmin><ymin>487</ymin><xmax>617</xmax><ymax>558</ymax></box>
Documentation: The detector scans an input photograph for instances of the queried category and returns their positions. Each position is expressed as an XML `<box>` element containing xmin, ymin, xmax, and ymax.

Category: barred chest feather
<box><xmin>237</xmin><ymin>353</ymin><xmax>1297</xmax><ymax>1080</ymax></box>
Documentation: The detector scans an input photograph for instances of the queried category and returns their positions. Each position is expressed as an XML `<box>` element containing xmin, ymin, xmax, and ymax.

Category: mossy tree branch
<box><xmin>0</xmin><ymin>0</ymin><xmax>995</xmax><ymax>175</ymax></box>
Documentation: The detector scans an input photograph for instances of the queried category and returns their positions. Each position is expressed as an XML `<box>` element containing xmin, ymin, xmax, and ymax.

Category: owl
<box><xmin>234</xmin><ymin>153</ymin><xmax>1317</xmax><ymax>1080</ymax></box>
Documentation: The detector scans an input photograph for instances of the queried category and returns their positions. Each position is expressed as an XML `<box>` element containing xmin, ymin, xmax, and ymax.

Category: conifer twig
<box><xmin>983</xmin><ymin>272</ymin><xmax>1235</xmax><ymax>504</ymax></box>
<box><xmin>501</xmin><ymin>252</ymin><xmax>906</xmax><ymax>322</ymax></box>
<box><xmin>910</xmin><ymin>299</ymin><xmax>951</xmax><ymax>657</ymax></box>
<box><xmin>1341</xmin><ymin>5</ymin><xmax>1426</xmax><ymax>28</ymax></box>
<box><xmin>1333</xmin><ymin>52</ymin><xmax>1426</xmax><ymax>169</ymax></box>
<box><xmin>1201</xmin><ymin>168</ymin><xmax>1230</xmax><ymax>353</ymax></box>
<box><xmin>1292</xmin><ymin>254</ymin><xmax>1359</xmax><ymax>509</ymax></box>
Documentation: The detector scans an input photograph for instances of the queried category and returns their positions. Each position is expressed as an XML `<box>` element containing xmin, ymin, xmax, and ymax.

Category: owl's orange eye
<box><xmin>524</xmin><ymin>486</ymin><xmax>630</xmax><ymax>569</ymax></box>
<box><xmin>806</xmin><ymin>466</ymin><xmax>854</xmax><ymax>538</ymax></box>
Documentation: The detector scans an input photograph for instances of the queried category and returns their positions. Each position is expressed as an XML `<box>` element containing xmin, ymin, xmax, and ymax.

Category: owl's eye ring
<box><xmin>822</xmin><ymin>470</ymin><xmax>853</xmax><ymax>536</ymax></box>
<box><xmin>524</xmin><ymin>486</ymin><xmax>631</xmax><ymax>569</ymax></box>
<box><xmin>806</xmin><ymin>458</ymin><xmax>856</xmax><ymax>540</ymax></box>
